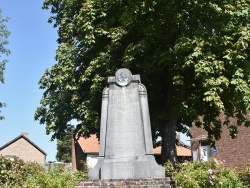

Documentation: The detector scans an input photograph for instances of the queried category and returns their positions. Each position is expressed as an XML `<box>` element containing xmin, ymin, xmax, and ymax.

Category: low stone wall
<box><xmin>75</xmin><ymin>178</ymin><xmax>175</xmax><ymax>188</ymax></box>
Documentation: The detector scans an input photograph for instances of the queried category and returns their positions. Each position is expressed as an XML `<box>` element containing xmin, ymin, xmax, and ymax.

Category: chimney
<box><xmin>176</xmin><ymin>133</ymin><xmax>180</xmax><ymax>141</ymax></box>
<box><xmin>22</xmin><ymin>132</ymin><xmax>29</xmax><ymax>138</ymax></box>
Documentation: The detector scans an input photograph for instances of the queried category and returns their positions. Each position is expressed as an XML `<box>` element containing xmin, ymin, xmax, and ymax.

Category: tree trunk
<box><xmin>71</xmin><ymin>136</ymin><xmax>76</xmax><ymax>170</ymax></box>
<box><xmin>161</xmin><ymin>119</ymin><xmax>177</xmax><ymax>165</ymax></box>
<box><xmin>160</xmin><ymin>71</ymin><xmax>178</xmax><ymax>165</ymax></box>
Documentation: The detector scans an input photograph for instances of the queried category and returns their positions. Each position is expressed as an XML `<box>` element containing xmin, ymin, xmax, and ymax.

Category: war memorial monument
<box><xmin>76</xmin><ymin>69</ymin><xmax>174</xmax><ymax>187</ymax></box>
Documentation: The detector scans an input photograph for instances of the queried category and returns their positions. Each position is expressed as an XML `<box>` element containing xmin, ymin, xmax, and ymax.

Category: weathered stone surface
<box><xmin>88</xmin><ymin>68</ymin><xmax>165</xmax><ymax>179</ymax></box>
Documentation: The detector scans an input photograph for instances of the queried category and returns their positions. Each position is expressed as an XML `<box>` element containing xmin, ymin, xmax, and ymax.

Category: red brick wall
<box><xmin>190</xmin><ymin>122</ymin><xmax>250</xmax><ymax>167</ymax></box>
<box><xmin>74</xmin><ymin>140</ymin><xmax>87</xmax><ymax>171</ymax></box>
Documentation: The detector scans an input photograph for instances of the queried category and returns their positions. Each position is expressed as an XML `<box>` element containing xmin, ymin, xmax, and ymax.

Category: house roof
<box><xmin>78</xmin><ymin>134</ymin><xmax>100</xmax><ymax>153</ymax></box>
<box><xmin>77</xmin><ymin>134</ymin><xmax>191</xmax><ymax>156</ymax></box>
<box><xmin>153</xmin><ymin>145</ymin><xmax>191</xmax><ymax>156</ymax></box>
<box><xmin>0</xmin><ymin>133</ymin><xmax>47</xmax><ymax>156</ymax></box>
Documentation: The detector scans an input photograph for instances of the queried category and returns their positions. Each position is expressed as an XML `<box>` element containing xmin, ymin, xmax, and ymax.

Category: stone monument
<box><xmin>88</xmin><ymin>68</ymin><xmax>165</xmax><ymax>179</ymax></box>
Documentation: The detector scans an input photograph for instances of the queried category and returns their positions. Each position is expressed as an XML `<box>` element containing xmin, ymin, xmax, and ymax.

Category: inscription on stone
<box><xmin>88</xmin><ymin>68</ymin><xmax>165</xmax><ymax>179</ymax></box>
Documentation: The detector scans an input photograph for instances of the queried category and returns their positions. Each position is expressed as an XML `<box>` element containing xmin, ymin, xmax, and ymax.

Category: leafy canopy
<box><xmin>0</xmin><ymin>9</ymin><xmax>10</xmax><ymax>120</ymax></box>
<box><xmin>37</xmin><ymin>0</ymin><xmax>250</xmax><ymax>158</ymax></box>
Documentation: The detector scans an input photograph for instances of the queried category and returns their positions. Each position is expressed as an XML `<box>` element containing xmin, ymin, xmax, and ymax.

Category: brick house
<box><xmin>190</xmin><ymin>117</ymin><xmax>250</xmax><ymax>167</ymax></box>
<box><xmin>72</xmin><ymin>134</ymin><xmax>191</xmax><ymax>170</ymax></box>
<box><xmin>0</xmin><ymin>133</ymin><xmax>47</xmax><ymax>166</ymax></box>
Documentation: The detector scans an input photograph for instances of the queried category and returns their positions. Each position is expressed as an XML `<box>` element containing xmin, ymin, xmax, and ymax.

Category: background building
<box><xmin>72</xmin><ymin>134</ymin><xmax>192</xmax><ymax>170</ymax></box>
<box><xmin>190</xmin><ymin>118</ymin><xmax>250</xmax><ymax>167</ymax></box>
<box><xmin>0</xmin><ymin>133</ymin><xmax>47</xmax><ymax>166</ymax></box>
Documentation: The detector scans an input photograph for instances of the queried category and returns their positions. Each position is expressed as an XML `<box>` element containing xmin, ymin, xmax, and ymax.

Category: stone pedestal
<box><xmin>75</xmin><ymin>178</ymin><xmax>175</xmax><ymax>188</ymax></box>
<box><xmin>88</xmin><ymin>69</ymin><xmax>165</xmax><ymax>179</ymax></box>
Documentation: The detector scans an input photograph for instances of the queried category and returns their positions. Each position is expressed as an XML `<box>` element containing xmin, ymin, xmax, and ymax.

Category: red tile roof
<box><xmin>77</xmin><ymin>135</ymin><xmax>191</xmax><ymax>156</ymax></box>
<box><xmin>77</xmin><ymin>135</ymin><xmax>100</xmax><ymax>153</ymax></box>
<box><xmin>153</xmin><ymin>145</ymin><xmax>191</xmax><ymax>156</ymax></box>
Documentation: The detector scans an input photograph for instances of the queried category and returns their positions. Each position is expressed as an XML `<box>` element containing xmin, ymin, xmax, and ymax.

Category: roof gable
<box><xmin>0</xmin><ymin>133</ymin><xmax>47</xmax><ymax>156</ymax></box>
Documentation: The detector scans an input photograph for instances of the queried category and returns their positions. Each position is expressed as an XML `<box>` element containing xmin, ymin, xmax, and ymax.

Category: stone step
<box><xmin>75</xmin><ymin>178</ymin><xmax>175</xmax><ymax>188</ymax></box>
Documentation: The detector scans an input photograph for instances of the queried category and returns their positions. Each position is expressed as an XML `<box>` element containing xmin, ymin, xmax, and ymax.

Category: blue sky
<box><xmin>0</xmin><ymin>0</ymin><xmax>190</xmax><ymax>162</ymax></box>
<box><xmin>0</xmin><ymin>0</ymin><xmax>58</xmax><ymax>161</ymax></box>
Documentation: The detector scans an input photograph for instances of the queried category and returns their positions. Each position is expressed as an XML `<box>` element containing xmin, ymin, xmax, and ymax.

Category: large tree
<box><xmin>36</xmin><ymin>0</ymin><xmax>250</xmax><ymax>164</ymax></box>
<box><xmin>0</xmin><ymin>9</ymin><xmax>10</xmax><ymax>120</ymax></box>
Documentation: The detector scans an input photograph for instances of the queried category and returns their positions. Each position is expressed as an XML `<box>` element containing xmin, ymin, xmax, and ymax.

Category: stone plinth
<box><xmin>89</xmin><ymin>68</ymin><xmax>165</xmax><ymax>179</ymax></box>
<box><xmin>75</xmin><ymin>178</ymin><xmax>175</xmax><ymax>188</ymax></box>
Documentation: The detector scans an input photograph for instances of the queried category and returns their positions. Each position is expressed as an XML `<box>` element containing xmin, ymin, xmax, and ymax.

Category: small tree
<box><xmin>0</xmin><ymin>9</ymin><xmax>10</xmax><ymax>120</ymax></box>
<box><xmin>56</xmin><ymin>125</ymin><xmax>74</xmax><ymax>163</ymax></box>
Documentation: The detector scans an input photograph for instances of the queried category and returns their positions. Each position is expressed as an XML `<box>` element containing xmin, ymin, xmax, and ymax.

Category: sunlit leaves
<box><xmin>0</xmin><ymin>9</ymin><xmax>10</xmax><ymax>121</ymax></box>
<box><xmin>0</xmin><ymin>9</ymin><xmax>10</xmax><ymax>83</ymax></box>
<box><xmin>229</xmin><ymin>125</ymin><xmax>238</xmax><ymax>139</ymax></box>
<box><xmin>37</xmin><ymin>0</ymin><xmax>250</xmax><ymax>145</ymax></box>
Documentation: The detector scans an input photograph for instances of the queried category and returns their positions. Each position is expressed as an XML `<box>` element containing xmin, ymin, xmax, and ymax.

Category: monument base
<box><xmin>75</xmin><ymin>177</ymin><xmax>175</xmax><ymax>188</ymax></box>
<box><xmin>89</xmin><ymin>155</ymin><xmax>165</xmax><ymax>179</ymax></box>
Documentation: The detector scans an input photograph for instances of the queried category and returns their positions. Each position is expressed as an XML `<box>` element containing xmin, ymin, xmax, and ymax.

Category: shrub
<box><xmin>173</xmin><ymin>159</ymin><xmax>243</xmax><ymax>188</ymax></box>
<box><xmin>236</xmin><ymin>160</ymin><xmax>250</xmax><ymax>188</ymax></box>
<box><xmin>164</xmin><ymin>160</ymin><xmax>177</xmax><ymax>178</ymax></box>
<box><xmin>24</xmin><ymin>164</ymin><xmax>87</xmax><ymax>188</ymax></box>
<box><xmin>0</xmin><ymin>155</ymin><xmax>87</xmax><ymax>188</ymax></box>
<box><xmin>0</xmin><ymin>156</ymin><xmax>28</xmax><ymax>187</ymax></box>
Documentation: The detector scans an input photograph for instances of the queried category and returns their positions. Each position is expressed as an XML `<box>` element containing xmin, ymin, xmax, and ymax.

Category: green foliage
<box><xmin>0</xmin><ymin>9</ymin><xmax>10</xmax><ymax>120</ymax></box>
<box><xmin>0</xmin><ymin>155</ymin><xmax>86</xmax><ymax>188</ymax></box>
<box><xmin>0</xmin><ymin>9</ymin><xmax>10</xmax><ymax>83</ymax></box>
<box><xmin>37</xmin><ymin>0</ymin><xmax>250</xmax><ymax>162</ymax></box>
<box><xmin>236</xmin><ymin>160</ymin><xmax>250</xmax><ymax>187</ymax></box>
<box><xmin>0</xmin><ymin>155</ymin><xmax>27</xmax><ymax>188</ymax></box>
<box><xmin>25</xmin><ymin>165</ymin><xmax>85</xmax><ymax>188</ymax></box>
<box><xmin>174</xmin><ymin>160</ymin><xmax>243</xmax><ymax>188</ymax></box>
<box><xmin>164</xmin><ymin>160</ymin><xmax>177</xmax><ymax>177</ymax></box>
